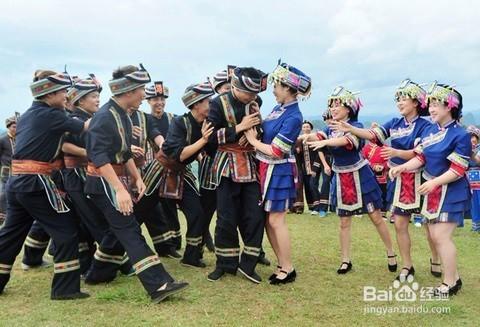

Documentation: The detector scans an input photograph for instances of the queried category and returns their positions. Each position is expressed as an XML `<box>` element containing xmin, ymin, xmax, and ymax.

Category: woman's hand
<box><xmin>418</xmin><ymin>180</ymin><xmax>438</xmax><ymax>195</ymax></box>
<box><xmin>329</xmin><ymin>120</ymin><xmax>353</xmax><ymax>133</ymax></box>
<box><xmin>308</xmin><ymin>140</ymin><xmax>327</xmax><ymax>151</ymax></box>
<box><xmin>116</xmin><ymin>187</ymin><xmax>133</xmax><ymax>216</ymax></box>
<box><xmin>389</xmin><ymin>165</ymin><xmax>406</xmax><ymax>180</ymax></box>
<box><xmin>244</xmin><ymin>128</ymin><xmax>258</xmax><ymax>144</ymax></box>
<box><xmin>380</xmin><ymin>147</ymin><xmax>397</xmax><ymax>160</ymax></box>
<box><xmin>201</xmin><ymin>121</ymin><xmax>214</xmax><ymax>141</ymax></box>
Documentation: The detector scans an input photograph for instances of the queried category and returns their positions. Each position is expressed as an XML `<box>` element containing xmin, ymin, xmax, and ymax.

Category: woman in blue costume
<box><xmin>466</xmin><ymin>125</ymin><xmax>480</xmax><ymax>232</ymax></box>
<box><xmin>390</xmin><ymin>82</ymin><xmax>469</xmax><ymax>297</ymax></box>
<box><xmin>329</xmin><ymin>79</ymin><xmax>435</xmax><ymax>280</ymax></box>
<box><xmin>244</xmin><ymin>61</ymin><xmax>311</xmax><ymax>285</ymax></box>
<box><xmin>307</xmin><ymin>87</ymin><xmax>397</xmax><ymax>275</ymax></box>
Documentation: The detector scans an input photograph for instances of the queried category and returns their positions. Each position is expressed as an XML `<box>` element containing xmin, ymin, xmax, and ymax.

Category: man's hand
<box><xmin>236</xmin><ymin>112</ymin><xmax>261</xmax><ymax>133</ymax></box>
<box><xmin>116</xmin><ymin>187</ymin><xmax>133</xmax><ymax>216</ymax></box>
<box><xmin>201</xmin><ymin>121</ymin><xmax>214</xmax><ymax>142</ymax></box>
<box><xmin>131</xmin><ymin>145</ymin><xmax>145</xmax><ymax>158</ymax></box>
<box><xmin>132</xmin><ymin>126</ymin><xmax>143</xmax><ymax>140</ymax></box>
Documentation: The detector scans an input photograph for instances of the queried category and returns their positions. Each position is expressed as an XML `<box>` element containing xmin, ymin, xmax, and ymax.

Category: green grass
<box><xmin>0</xmin><ymin>213</ymin><xmax>478</xmax><ymax>326</ymax></box>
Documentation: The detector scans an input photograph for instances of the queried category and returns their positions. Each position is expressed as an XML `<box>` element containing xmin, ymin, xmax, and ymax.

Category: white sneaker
<box><xmin>310</xmin><ymin>211</ymin><xmax>319</xmax><ymax>215</ymax></box>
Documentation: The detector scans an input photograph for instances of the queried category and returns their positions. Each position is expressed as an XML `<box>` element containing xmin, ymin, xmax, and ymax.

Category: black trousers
<box><xmin>87</xmin><ymin>193</ymin><xmax>173</xmax><ymax>294</ymax></box>
<box><xmin>214</xmin><ymin>178</ymin><xmax>264</xmax><ymax>274</ymax></box>
<box><xmin>304</xmin><ymin>173</ymin><xmax>321</xmax><ymax>211</ymax></box>
<box><xmin>134</xmin><ymin>194</ymin><xmax>177</xmax><ymax>255</ymax></box>
<box><xmin>319</xmin><ymin>171</ymin><xmax>332</xmax><ymax>212</ymax></box>
<box><xmin>0</xmin><ymin>191</ymin><xmax>80</xmax><ymax>297</ymax></box>
<box><xmin>22</xmin><ymin>199</ymin><xmax>95</xmax><ymax>274</ymax></box>
<box><xmin>159</xmin><ymin>198</ymin><xmax>181</xmax><ymax>250</ymax></box>
<box><xmin>176</xmin><ymin>183</ymin><xmax>206</xmax><ymax>264</ymax></box>
<box><xmin>200</xmin><ymin>188</ymin><xmax>216</xmax><ymax>248</ymax></box>
<box><xmin>22</xmin><ymin>220</ymin><xmax>50</xmax><ymax>266</ymax></box>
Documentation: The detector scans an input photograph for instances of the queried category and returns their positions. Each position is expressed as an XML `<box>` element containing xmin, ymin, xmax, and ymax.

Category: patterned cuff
<box><xmin>415</xmin><ymin>153</ymin><xmax>425</xmax><ymax>164</ymax></box>
<box><xmin>272</xmin><ymin>134</ymin><xmax>294</xmax><ymax>155</ymax></box>
<box><xmin>414</xmin><ymin>144</ymin><xmax>423</xmax><ymax>155</ymax></box>
<box><xmin>449</xmin><ymin>162</ymin><xmax>467</xmax><ymax>176</ymax></box>
<box><xmin>447</xmin><ymin>152</ymin><xmax>469</xmax><ymax>171</ymax></box>
<box><xmin>369</xmin><ymin>126</ymin><xmax>387</xmax><ymax>145</ymax></box>
<box><xmin>316</xmin><ymin>131</ymin><xmax>327</xmax><ymax>140</ymax></box>
<box><xmin>345</xmin><ymin>133</ymin><xmax>360</xmax><ymax>149</ymax></box>
<box><xmin>270</xmin><ymin>145</ymin><xmax>284</xmax><ymax>158</ymax></box>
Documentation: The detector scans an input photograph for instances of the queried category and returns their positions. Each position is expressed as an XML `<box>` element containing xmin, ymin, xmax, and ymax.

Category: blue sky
<box><xmin>0</xmin><ymin>0</ymin><xmax>479</xmax><ymax>124</ymax></box>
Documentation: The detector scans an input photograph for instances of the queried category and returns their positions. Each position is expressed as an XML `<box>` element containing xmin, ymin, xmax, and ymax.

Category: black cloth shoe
<box><xmin>270</xmin><ymin>269</ymin><xmax>296</xmax><ymax>285</ymax></box>
<box><xmin>430</xmin><ymin>258</ymin><xmax>442</xmax><ymax>278</ymax></box>
<box><xmin>433</xmin><ymin>281</ymin><xmax>461</xmax><ymax>298</ymax></box>
<box><xmin>207</xmin><ymin>268</ymin><xmax>232</xmax><ymax>282</ymax></box>
<box><xmin>337</xmin><ymin>261</ymin><xmax>352</xmax><ymax>274</ymax></box>
<box><xmin>269</xmin><ymin>265</ymin><xmax>282</xmax><ymax>281</ymax></box>
<box><xmin>455</xmin><ymin>278</ymin><xmax>463</xmax><ymax>293</ymax></box>
<box><xmin>387</xmin><ymin>253</ymin><xmax>398</xmax><ymax>272</ymax></box>
<box><xmin>395</xmin><ymin>266</ymin><xmax>415</xmax><ymax>281</ymax></box>
<box><xmin>51</xmin><ymin>291</ymin><xmax>90</xmax><ymax>301</ymax></box>
<box><xmin>150</xmin><ymin>282</ymin><xmax>189</xmax><ymax>303</ymax></box>
<box><xmin>84</xmin><ymin>272</ymin><xmax>116</xmax><ymax>285</ymax></box>
<box><xmin>238</xmin><ymin>267</ymin><xmax>262</xmax><ymax>284</ymax></box>
<box><xmin>158</xmin><ymin>248</ymin><xmax>182</xmax><ymax>259</ymax></box>
<box><xmin>180</xmin><ymin>259</ymin><xmax>206</xmax><ymax>268</ymax></box>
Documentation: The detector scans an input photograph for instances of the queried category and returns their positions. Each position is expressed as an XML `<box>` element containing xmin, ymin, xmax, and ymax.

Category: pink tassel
<box><xmin>356</xmin><ymin>98</ymin><xmax>363</xmax><ymax>110</ymax></box>
<box><xmin>447</xmin><ymin>93</ymin><xmax>459</xmax><ymax>109</ymax></box>
<box><xmin>418</xmin><ymin>92</ymin><xmax>427</xmax><ymax>108</ymax></box>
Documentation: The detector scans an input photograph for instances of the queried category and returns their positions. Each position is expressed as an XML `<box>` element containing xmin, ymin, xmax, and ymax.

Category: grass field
<box><xmin>0</xmin><ymin>213</ymin><xmax>478</xmax><ymax>327</ymax></box>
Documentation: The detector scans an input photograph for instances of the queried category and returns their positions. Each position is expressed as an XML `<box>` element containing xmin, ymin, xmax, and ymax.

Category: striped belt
<box><xmin>64</xmin><ymin>156</ymin><xmax>88</xmax><ymax>169</ymax></box>
<box><xmin>11</xmin><ymin>159</ymin><xmax>63</xmax><ymax>176</ymax></box>
<box><xmin>86</xmin><ymin>162</ymin><xmax>126</xmax><ymax>177</ymax></box>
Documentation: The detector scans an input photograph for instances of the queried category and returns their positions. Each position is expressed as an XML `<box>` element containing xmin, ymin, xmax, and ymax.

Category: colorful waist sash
<box><xmin>12</xmin><ymin>159</ymin><xmax>63</xmax><ymax>175</ymax></box>
<box><xmin>11</xmin><ymin>159</ymin><xmax>69</xmax><ymax>213</ymax></box>
<box><xmin>213</xmin><ymin>143</ymin><xmax>257</xmax><ymax>184</ymax></box>
<box><xmin>87</xmin><ymin>162</ymin><xmax>126</xmax><ymax>177</ymax></box>
<box><xmin>64</xmin><ymin>156</ymin><xmax>88</xmax><ymax>169</ymax></box>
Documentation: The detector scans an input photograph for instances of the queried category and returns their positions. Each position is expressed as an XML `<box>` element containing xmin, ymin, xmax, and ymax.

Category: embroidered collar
<box><xmin>110</xmin><ymin>98</ymin><xmax>128</xmax><ymax>116</ymax></box>
<box><xmin>437</xmin><ymin>119</ymin><xmax>455</xmax><ymax>131</ymax></box>
<box><xmin>282</xmin><ymin>100</ymin><xmax>298</xmax><ymax>109</ymax></box>
<box><xmin>404</xmin><ymin>115</ymin><xmax>419</xmax><ymax>125</ymax></box>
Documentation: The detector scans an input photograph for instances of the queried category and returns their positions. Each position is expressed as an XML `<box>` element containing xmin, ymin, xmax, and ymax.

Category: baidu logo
<box><xmin>363</xmin><ymin>275</ymin><xmax>446</xmax><ymax>302</ymax></box>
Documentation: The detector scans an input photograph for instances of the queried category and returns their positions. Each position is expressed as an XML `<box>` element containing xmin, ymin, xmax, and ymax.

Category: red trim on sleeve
<box><xmin>316</xmin><ymin>132</ymin><xmax>325</xmax><ymax>140</ymax></box>
<box><xmin>271</xmin><ymin>145</ymin><xmax>284</xmax><ymax>159</ymax></box>
<box><xmin>449</xmin><ymin>162</ymin><xmax>467</xmax><ymax>176</ymax></box>
<box><xmin>344</xmin><ymin>137</ymin><xmax>353</xmax><ymax>150</ymax></box>
<box><xmin>368</xmin><ymin>130</ymin><xmax>380</xmax><ymax>145</ymax></box>
<box><xmin>415</xmin><ymin>154</ymin><xmax>425</xmax><ymax>164</ymax></box>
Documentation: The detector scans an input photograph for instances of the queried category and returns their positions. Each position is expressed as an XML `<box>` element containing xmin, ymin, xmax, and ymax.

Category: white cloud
<box><xmin>0</xmin><ymin>0</ymin><xmax>478</xmax><ymax>123</ymax></box>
